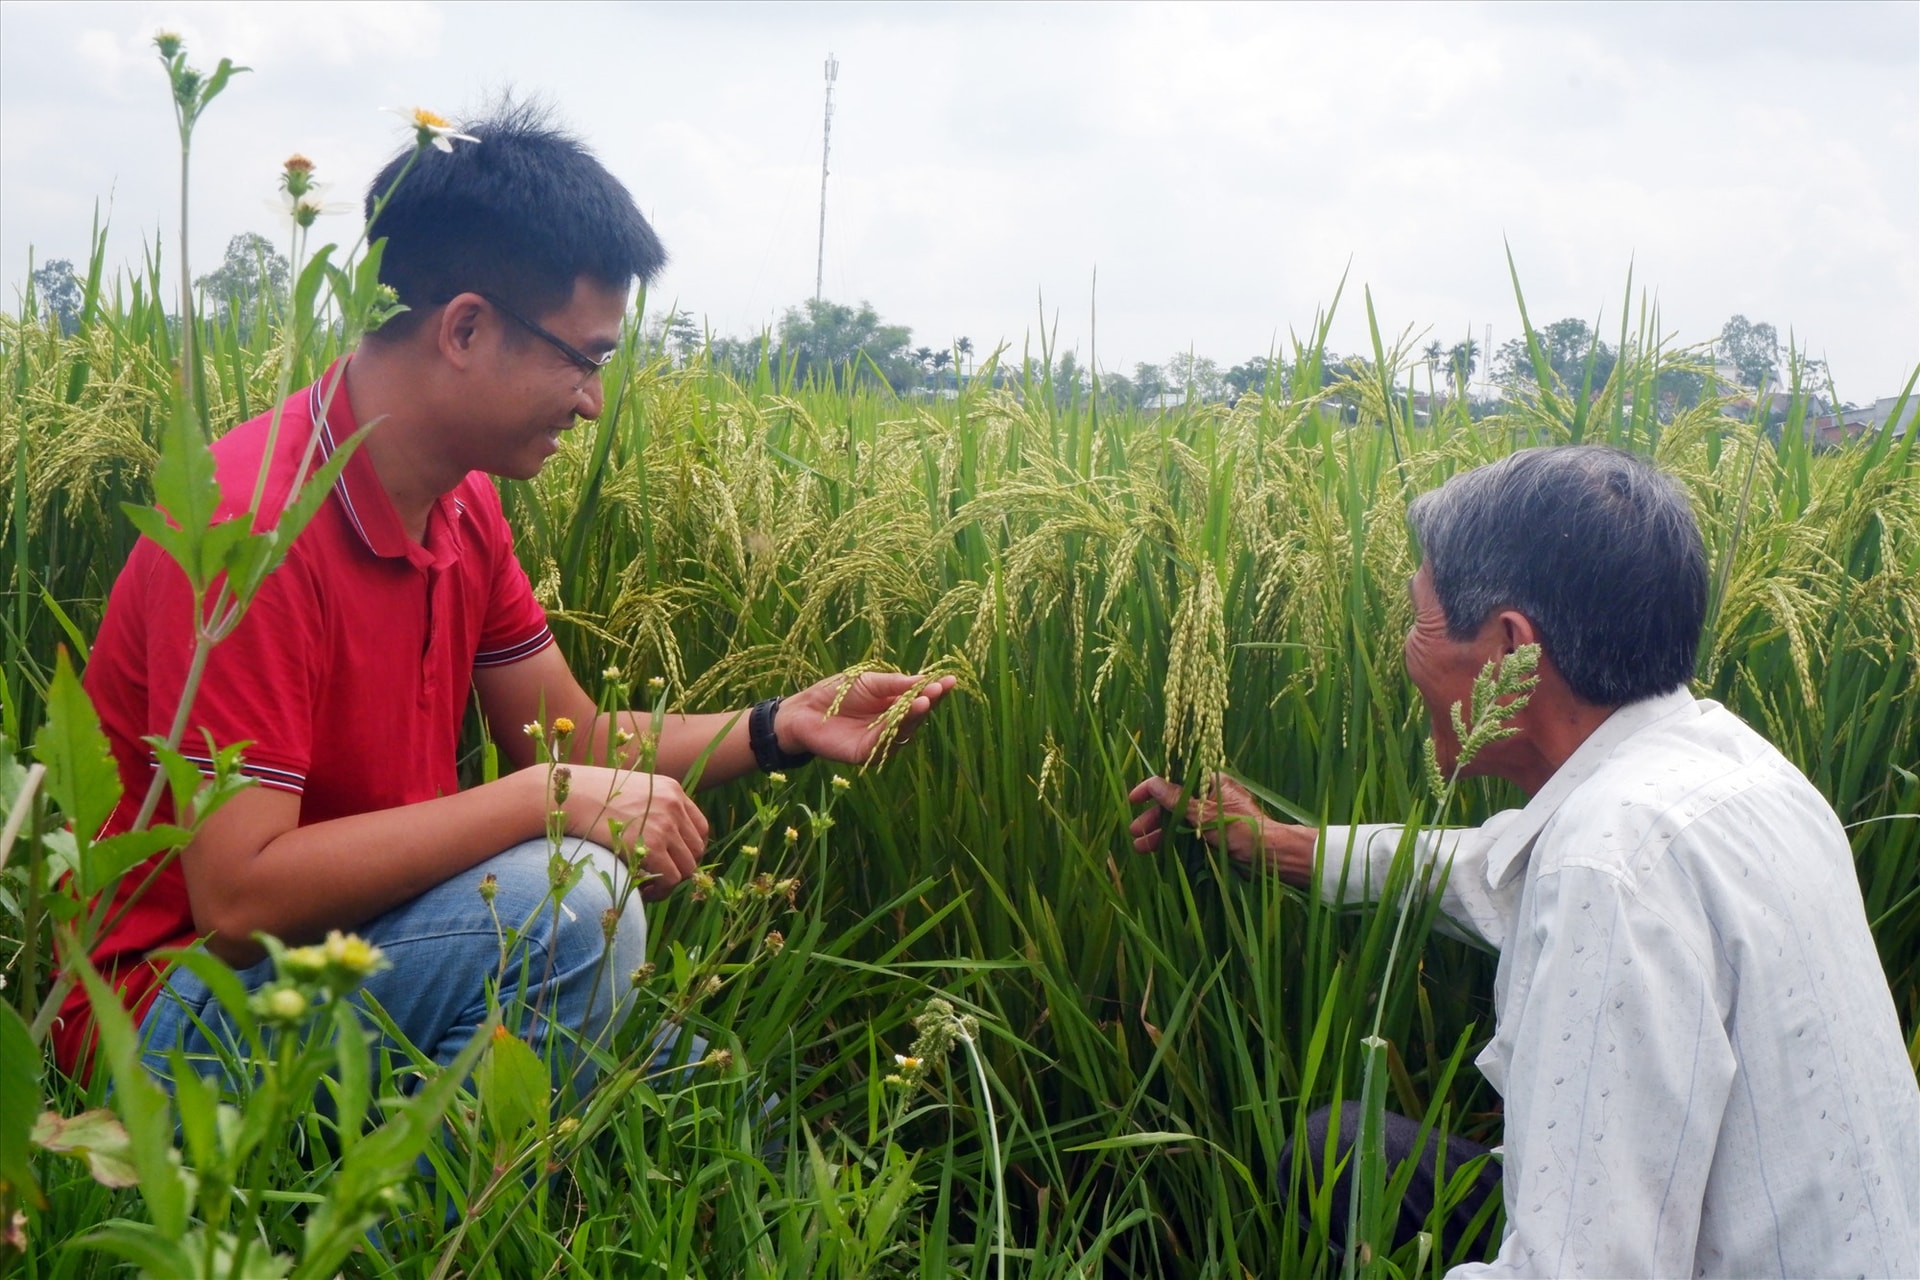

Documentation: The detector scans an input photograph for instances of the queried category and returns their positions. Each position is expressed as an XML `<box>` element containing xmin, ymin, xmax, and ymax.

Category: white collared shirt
<box><xmin>1323</xmin><ymin>689</ymin><xmax>1920</xmax><ymax>1278</ymax></box>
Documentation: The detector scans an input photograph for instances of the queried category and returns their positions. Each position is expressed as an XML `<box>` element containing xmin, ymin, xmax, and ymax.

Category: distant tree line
<box><xmin>24</xmin><ymin>237</ymin><xmax>1843</xmax><ymax>411</ymax></box>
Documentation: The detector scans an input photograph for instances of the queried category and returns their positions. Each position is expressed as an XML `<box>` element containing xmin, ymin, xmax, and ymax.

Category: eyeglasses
<box><xmin>479</xmin><ymin>292</ymin><xmax>614</xmax><ymax>380</ymax></box>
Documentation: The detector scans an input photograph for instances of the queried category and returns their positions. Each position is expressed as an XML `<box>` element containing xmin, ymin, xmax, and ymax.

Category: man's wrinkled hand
<box><xmin>1127</xmin><ymin>772</ymin><xmax>1318</xmax><ymax>887</ymax></box>
<box><xmin>1128</xmin><ymin>773</ymin><xmax>1270</xmax><ymax>862</ymax></box>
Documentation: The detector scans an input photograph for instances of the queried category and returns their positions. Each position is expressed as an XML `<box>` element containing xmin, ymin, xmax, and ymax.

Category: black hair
<box><xmin>363</xmin><ymin>99</ymin><xmax>665</xmax><ymax>338</ymax></box>
<box><xmin>1405</xmin><ymin>445</ymin><xmax>1707</xmax><ymax>706</ymax></box>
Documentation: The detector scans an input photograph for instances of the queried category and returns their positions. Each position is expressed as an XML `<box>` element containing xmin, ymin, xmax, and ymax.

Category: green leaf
<box><xmin>148</xmin><ymin>396</ymin><xmax>222</xmax><ymax>568</ymax></box>
<box><xmin>478</xmin><ymin>1027</ymin><xmax>551</xmax><ymax>1151</ymax></box>
<box><xmin>295</xmin><ymin>1018</ymin><xmax>494</xmax><ymax>1280</ymax></box>
<box><xmin>0</xmin><ymin>1001</ymin><xmax>44</xmax><ymax>1207</ymax></box>
<box><xmin>151</xmin><ymin>947</ymin><xmax>263</xmax><ymax>1060</ymax></box>
<box><xmin>232</xmin><ymin>423</ymin><xmax>367</xmax><ymax>603</ymax></box>
<box><xmin>119</xmin><ymin>503</ymin><xmax>193</xmax><ymax>574</ymax></box>
<box><xmin>33</xmin><ymin>647</ymin><xmax>120</xmax><ymax>848</ymax></box>
<box><xmin>79</xmin><ymin>826</ymin><xmax>192</xmax><ymax>898</ymax></box>
<box><xmin>328</xmin><ymin>999</ymin><xmax>370</xmax><ymax>1159</ymax></box>
<box><xmin>147</xmin><ymin>740</ymin><xmax>208</xmax><ymax>822</ymax></box>
<box><xmin>74</xmin><ymin>1220</ymin><xmax>197</xmax><ymax>1280</ymax></box>
<box><xmin>71</xmin><ymin>949</ymin><xmax>189</xmax><ymax>1235</ymax></box>
<box><xmin>168</xmin><ymin>1050</ymin><xmax>220</xmax><ymax>1173</ymax></box>
<box><xmin>31</xmin><ymin>1107</ymin><xmax>139</xmax><ymax>1187</ymax></box>
<box><xmin>196</xmin><ymin>57</ymin><xmax>248</xmax><ymax>112</ymax></box>
<box><xmin>291</xmin><ymin>246</ymin><xmax>336</xmax><ymax>338</ymax></box>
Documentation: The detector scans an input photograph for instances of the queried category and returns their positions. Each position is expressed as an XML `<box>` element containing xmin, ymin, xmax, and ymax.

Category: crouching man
<box><xmin>54</xmin><ymin>104</ymin><xmax>954</xmax><ymax>1096</ymax></box>
<box><xmin>1131</xmin><ymin>446</ymin><xmax>1919</xmax><ymax>1276</ymax></box>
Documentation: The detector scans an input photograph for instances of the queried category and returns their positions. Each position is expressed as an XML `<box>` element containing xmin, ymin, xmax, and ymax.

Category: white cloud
<box><xmin>2</xmin><ymin>0</ymin><xmax>1913</xmax><ymax>396</ymax></box>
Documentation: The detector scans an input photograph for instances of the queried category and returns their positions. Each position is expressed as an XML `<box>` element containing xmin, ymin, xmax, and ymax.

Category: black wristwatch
<box><xmin>749</xmin><ymin>696</ymin><xmax>815</xmax><ymax>772</ymax></box>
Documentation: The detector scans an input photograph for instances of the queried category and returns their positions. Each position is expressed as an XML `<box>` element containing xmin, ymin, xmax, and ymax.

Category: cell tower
<box><xmin>814</xmin><ymin>54</ymin><xmax>839</xmax><ymax>302</ymax></box>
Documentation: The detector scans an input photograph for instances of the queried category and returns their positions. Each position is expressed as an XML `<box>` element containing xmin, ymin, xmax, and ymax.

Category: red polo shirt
<box><xmin>55</xmin><ymin>362</ymin><xmax>553</xmax><ymax>1075</ymax></box>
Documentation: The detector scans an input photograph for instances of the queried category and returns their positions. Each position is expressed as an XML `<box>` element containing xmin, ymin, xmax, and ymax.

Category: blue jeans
<box><xmin>138</xmin><ymin>838</ymin><xmax>649</xmax><ymax>1095</ymax></box>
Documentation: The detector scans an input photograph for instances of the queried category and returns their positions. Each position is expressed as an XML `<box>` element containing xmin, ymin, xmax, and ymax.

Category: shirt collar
<box><xmin>308</xmin><ymin>359</ymin><xmax>412</xmax><ymax>561</ymax></box>
<box><xmin>1483</xmin><ymin>686</ymin><xmax>1700</xmax><ymax>888</ymax></box>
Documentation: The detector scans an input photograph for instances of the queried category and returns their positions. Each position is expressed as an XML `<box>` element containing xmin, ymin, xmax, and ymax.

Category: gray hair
<box><xmin>1405</xmin><ymin>446</ymin><xmax>1707</xmax><ymax>706</ymax></box>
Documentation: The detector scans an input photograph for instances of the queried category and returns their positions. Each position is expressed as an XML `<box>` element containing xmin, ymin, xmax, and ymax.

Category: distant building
<box><xmin>1841</xmin><ymin>394</ymin><xmax>1917</xmax><ymax>442</ymax></box>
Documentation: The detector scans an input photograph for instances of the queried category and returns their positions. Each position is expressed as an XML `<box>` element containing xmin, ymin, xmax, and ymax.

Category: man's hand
<box><xmin>553</xmin><ymin>765</ymin><xmax>710</xmax><ymax>900</ymax></box>
<box><xmin>1128</xmin><ymin>773</ymin><xmax>1317</xmax><ymax>886</ymax></box>
<box><xmin>775</xmin><ymin>672</ymin><xmax>958</xmax><ymax>765</ymax></box>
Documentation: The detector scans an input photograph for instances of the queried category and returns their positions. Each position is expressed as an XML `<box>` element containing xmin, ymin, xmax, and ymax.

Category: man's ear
<box><xmin>1494</xmin><ymin>608</ymin><xmax>1540</xmax><ymax>655</ymax></box>
<box><xmin>435</xmin><ymin>293</ymin><xmax>489</xmax><ymax>370</ymax></box>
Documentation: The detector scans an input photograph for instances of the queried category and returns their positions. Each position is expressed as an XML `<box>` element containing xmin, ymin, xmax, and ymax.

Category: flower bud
<box><xmin>478</xmin><ymin>872</ymin><xmax>499</xmax><ymax>903</ymax></box>
<box><xmin>264</xmin><ymin>987</ymin><xmax>308</xmax><ymax>1024</ymax></box>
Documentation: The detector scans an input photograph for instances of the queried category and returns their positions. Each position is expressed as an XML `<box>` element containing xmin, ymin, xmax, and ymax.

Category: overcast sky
<box><xmin>3</xmin><ymin>1</ymin><xmax>1915</xmax><ymax>397</ymax></box>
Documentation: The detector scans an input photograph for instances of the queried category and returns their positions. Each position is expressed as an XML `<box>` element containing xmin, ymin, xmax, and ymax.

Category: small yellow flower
<box><xmin>739</xmin><ymin>843</ymin><xmax>759</xmax><ymax>857</ymax></box>
<box><xmin>281</xmin><ymin>944</ymin><xmax>328</xmax><ymax>981</ymax></box>
<box><xmin>647</xmin><ymin>676</ymin><xmax>666</xmax><ymax>691</ymax></box>
<box><xmin>322</xmin><ymin>930</ymin><xmax>382</xmax><ymax>977</ymax></box>
<box><xmin>522</xmin><ymin>722</ymin><xmax>542</xmax><ymax>738</ymax></box>
<box><xmin>153</xmin><ymin>31</ymin><xmax>183</xmax><ymax>58</ymax></box>
<box><xmin>552</xmin><ymin>716</ymin><xmax>575</xmax><ymax>736</ymax></box>
<box><xmin>831</xmin><ymin>774</ymin><xmax>851</xmax><ymax>791</ymax></box>
<box><xmin>602</xmin><ymin>664</ymin><xmax>622</xmax><ymax>681</ymax></box>
<box><xmin>894</xmin><ymin>1054</ymin><xmax>922</xmax><ymax>1070</ymax></box>
<box><xmin>614</xmin><ymin>728</ymin><xmax>635</xmax><ymax>748</ymax></box>
<box><xmin>768</xmin><ymin>771</ymin><xmax>788</xmax><ymax>785</ymax></box>
<box><xmin>784</xmin><ymin>826</ymin><xmax>799</xmax><ymax>843</ymax></box>
<box><xmin>690</xmin><ymin>869</ymin><xmax>715</xmax><ymax>900</ymax></box>
<box><xmin>702</xmin><ymin>1048</ymin><xmax>733</xmax><ymax>1071</ymax></box>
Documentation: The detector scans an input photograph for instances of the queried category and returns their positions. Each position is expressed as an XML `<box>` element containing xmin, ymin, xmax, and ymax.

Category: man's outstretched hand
<box><xmin>1128</xmin><ymin>773</ymin><xmax>1317</xmax><ymax>886</ymax></box>
<box><xmin>776</xmin><ymin>672</ymin><xmax>959</xmax><ymax>765</ymax></box>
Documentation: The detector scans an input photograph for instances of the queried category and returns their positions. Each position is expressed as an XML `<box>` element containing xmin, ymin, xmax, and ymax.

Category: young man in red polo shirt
<box><xmin>56</xmin><ymin>104</ymin><xmax>954</xmax><ymax>1086</ymax></box>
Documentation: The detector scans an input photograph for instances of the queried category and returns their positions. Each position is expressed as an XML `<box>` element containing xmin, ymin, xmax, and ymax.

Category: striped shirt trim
<box><xmin>158</xmin><ymin>751</ymin><xmax>307</xmax><ymax>795</ymax></box>
<box><xmin>474</xmin><ymin>626</ymin><xmax>555</xmax><ymax>668</ymax></box>
<box><xmin>309</xmin><ymin>379</ymin><xmax>374</xmax><ymax>554</ymax></box>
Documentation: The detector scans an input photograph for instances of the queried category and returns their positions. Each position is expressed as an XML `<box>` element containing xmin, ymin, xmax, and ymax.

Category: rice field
<box><xmin>1</xmin><ymin>44</ymin><xmax>1916</xmax><ymax>1274</ymax></box>
<box><xmin>1</xmin><ymin>244</ymin><xmax>1915</xmax><ymax>1276</ymax></box>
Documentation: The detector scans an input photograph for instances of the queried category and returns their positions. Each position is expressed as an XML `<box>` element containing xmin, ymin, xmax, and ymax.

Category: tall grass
<box><xmin>3</xmin><ymin>213</ymin><xmax>1916</xmax><ymax>1274</ymax></box>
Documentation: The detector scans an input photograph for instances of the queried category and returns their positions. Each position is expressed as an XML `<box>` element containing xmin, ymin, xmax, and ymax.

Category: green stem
<box><xmin>958</xmin><ymin>1031</ymin><xmax>1006</xmax><ymax>1280</ymax></box>
<box><xmin>130</xmin><ymin>615</ymin><xmax>216</xmax><ymax>832</ymax></box>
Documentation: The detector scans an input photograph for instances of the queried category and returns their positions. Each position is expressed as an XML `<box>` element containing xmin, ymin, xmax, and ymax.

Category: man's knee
<box><xmin>1280</xmin><ymin>1101</ymin><xmax>1362</xmax><ymax>1171</ymax></box>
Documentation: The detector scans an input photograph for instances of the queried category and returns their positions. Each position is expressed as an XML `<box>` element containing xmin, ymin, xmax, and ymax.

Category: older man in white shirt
<box><xmin>1131</xmin><ymin>445</ymin><xmax>1920</xmax><ymax>1277</ymax></box>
